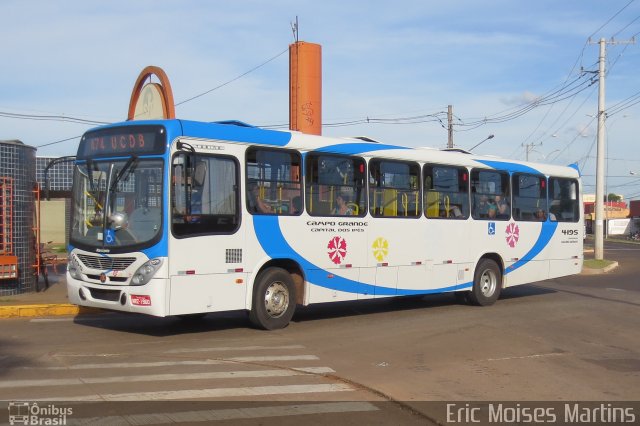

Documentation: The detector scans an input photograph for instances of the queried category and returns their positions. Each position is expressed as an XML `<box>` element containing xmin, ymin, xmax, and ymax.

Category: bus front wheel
<box><xmin>469</xmin><ymin>259</ymin><xmax>502</xmax><ymax>306</ymax></box>
<box><xmin>249</xmin><ymin>267</ymin><xmax>296</xmax><ymax>330</ymax></box>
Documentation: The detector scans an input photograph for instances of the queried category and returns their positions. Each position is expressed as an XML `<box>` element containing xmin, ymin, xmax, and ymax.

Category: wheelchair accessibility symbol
<box><xmin>105</xmin><ymin>229</ymin><xmax>115</xmax><ymax>245</ymax></box>
<box><xmin>488</xmin><ymin>222</ymin><xmax>496</xmax><ymax>236</ymax></box>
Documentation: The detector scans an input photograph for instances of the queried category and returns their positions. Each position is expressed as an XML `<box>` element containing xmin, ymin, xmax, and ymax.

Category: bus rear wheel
<box><xmin>469</xmin><ymin>259</ymin><xmax>502</xmax><ymax>306</ymax></box>
<box><xmin>249</xmin><ymin>267</ymin><xmax>296</xmax><ymax>330</ymax></box>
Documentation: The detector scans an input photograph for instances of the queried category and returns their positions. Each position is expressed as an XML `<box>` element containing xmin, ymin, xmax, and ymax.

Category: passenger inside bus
<box><xmin>488</xmin><ymin>206</ymin><xmax>497</xmax><ymax>219</ymax></box>
<box><xmin>332</xmin><ymin>193</ymin><xmax>353</xmax><ymax>216</ymax></box>
<box><xmin>494</xmin><ymin>194</ymin><xmax>509</xmax><ymax>218</ymax></box>
<box><xmin>248</xmin><ymin>182</ymin><xmax>273</xmax><ymax>214</ymax></box>
<box><xmin>291</xmin><ymin>196</ymin><xmax>302</xmax><ymax>214</ymax></box>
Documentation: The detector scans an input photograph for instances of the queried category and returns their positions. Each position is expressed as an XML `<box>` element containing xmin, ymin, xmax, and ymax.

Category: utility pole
<box><xmin>590</xmin><ymin>37</ymin><xmax>635</xmax><ymax>260</ymax></box>
<box><xmin>447</xmin><ymin>105</ymin><xmax>453</xmax><ymax>148</ymax></box>
<box><xmin>521</xmin><ymin>141</ymin><xmax>542</xmax><ymax>161</ymax></box>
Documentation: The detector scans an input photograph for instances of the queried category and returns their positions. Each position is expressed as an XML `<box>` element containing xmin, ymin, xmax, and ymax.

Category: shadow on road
<box><xmin>71</xmin><ymin>284</ymin><xmax>558</xmax><ymax>336</ymax></box>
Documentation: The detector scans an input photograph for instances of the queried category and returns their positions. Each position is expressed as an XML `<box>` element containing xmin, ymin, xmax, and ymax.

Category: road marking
<box><xmin>606</xmin><ymin>288</ymin><xmax>627</xmax><ymax>292</ymax></box>
<box><xmin>24</xmin><ymin>360</ymin><xmax>228</xmax><ymax>370</ymax></box>
<box><xmin>53</xmin><ymin>352</ymin><xmax>123</xmax><ymax>357</ymax></box>
<box><xmin>293</xmin><ymin>366</ymin><xmax>335</xmax><ymax>374</ymax></box>
<box><xmin>64</xmin><ymin>402</ymin><xmax>378</xmax><ymax>424</ymax></box>
<box><xmin>37</xmin><ymin>383</ymin><xmax>354</xmax><ymax>401</ymax></box>
<box><xmin>166</xmin><ymin>344</ymin><xmax>306</xmax><ymax>353</ymax></box>
<box><xmin>0</xmin><ymin>367</ymin><xmax>335</xmax><ymax>389</ymax></box>
<box><xmin>227</xmin><ymin>355</ymin><xmax>320</xmax><ymax>362</ymax></box>
<box><xmin>486</xmin><ymin>352</ymin><xmax>566</xmax><ymax>362</ymax></box>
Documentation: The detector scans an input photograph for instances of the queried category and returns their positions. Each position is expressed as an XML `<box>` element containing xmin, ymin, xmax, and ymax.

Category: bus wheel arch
<box><xmin>248</xmin><ymin>259</ymin><xmax>304</xmax><ymax>330</ymax></box>
<box><xmin>469</xmin><ymin>254</ymin><xmax>503</xmax><ymax>306</ymax></box>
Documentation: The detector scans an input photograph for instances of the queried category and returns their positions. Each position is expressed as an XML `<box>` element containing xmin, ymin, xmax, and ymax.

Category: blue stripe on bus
<box><xmin>314</xmin><ymin>143</ymin><xmax>410</xmax><ymax>155</ymax></box>
<box><xmin>180</xmin><ymin>120</ymin><xmax>292</xmax><ymax>146</ymax></box>
<box><xmin>473</xmin><ymin>159</ymin><xmax>542</xmax><ymax>175</ymax></box>
<box><xmin>568</xmin><ymin>162</ymin><xmax>581</xmax><ymax>176</ymax></box>
<box><xmin>505</xmin><ymin>221</ymin><xmax>558</xmax><ymax>275</ymax></box>
<box><xmin>253</xmin><ymin>216</ymin><xmax>471</xmax><ymax>295</ymax></box>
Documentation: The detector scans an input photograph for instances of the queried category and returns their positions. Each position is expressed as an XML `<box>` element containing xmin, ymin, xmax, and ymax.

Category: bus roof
<box><xmin>87</xmin><ymin>118</ymin><xmax>580</xmax><ymax>178</ymax></box>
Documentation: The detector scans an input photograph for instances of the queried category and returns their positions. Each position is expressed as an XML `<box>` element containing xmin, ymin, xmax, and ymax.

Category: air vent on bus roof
<box><xmin>345</xmin><ymin>136</ymin><xmax>380</xmax><ymax>143</ymax></box>
<box><xmin>441</xmin><ymin>148</ymin><xmax>471</xmax><ymax>154</ymax></box>
<box><xmin>212</xmin><ymin>120</ymin><xmax>255</xmax><ymax>128</ymax></box>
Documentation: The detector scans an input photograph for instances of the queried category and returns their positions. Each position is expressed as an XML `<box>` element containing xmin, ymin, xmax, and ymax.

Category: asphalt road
<box><xmin>1</xmin><ymin>240</ymin><xmax>638</xmax><ymax>425</ymax></box>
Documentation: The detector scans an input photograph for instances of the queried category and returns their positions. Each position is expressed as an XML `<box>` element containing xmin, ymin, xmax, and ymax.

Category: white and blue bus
<box><xmin>67</xmin><ymin>119</ymin><xmax>583</xmax><ymax>329</ymax></box>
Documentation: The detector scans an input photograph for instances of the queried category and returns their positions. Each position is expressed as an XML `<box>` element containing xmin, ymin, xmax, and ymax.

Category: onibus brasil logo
<box><xmin>8</xmin><ymin>402</ymin><xmax>73</xmax><ymax>425</ymax></box>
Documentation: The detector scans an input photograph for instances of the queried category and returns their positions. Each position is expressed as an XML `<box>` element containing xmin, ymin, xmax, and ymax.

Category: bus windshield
<box><xmin>70</xmin><ymin>158</ymin><xmax>163</xmax><ymax>250</ymax></box>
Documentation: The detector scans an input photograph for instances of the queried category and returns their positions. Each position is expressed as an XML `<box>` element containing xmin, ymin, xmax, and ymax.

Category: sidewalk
<box><xmin>0</xmin><ymin>270</ymin><xmax>99</xmax><ymax>318</ymax></box>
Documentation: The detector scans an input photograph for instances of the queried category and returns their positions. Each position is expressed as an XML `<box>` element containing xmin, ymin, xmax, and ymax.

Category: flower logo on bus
<box><xmin>327</xmin><ymin>236</ymin><xmax>348</xmax><ymax>264</ymax></box>
<box><xmin>372</xmin><ymin>237</ymin><xmax>389</xmax><ymax>262</ymax></box>
<box><xmin>505</xmin><ymin>222</ymin><xmax>520</xmax><ymax>248</ymax></box>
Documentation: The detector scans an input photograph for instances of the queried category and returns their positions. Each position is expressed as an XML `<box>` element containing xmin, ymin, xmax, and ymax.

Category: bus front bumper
<box><xmin>67</xmin><ymin>274</ymin><xmax>169</xmax><ymax>317</ymax></box>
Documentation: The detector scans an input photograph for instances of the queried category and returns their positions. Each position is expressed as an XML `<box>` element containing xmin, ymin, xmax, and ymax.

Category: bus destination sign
<box><xmin>78</xmin><ymin>125</ymin><xmax>166</xmax><ymax>158</ymax></box>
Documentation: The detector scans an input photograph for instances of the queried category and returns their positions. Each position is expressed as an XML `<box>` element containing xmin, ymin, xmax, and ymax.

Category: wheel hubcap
<box><xmin>264</xmin><ymin>281</ymin><xmax>289</xmax><ymax>318</ymax></box>
<box><xmin>480</xmin><ymin>269</ymin><xmax>497</xmax><ymax>297</ymax></box>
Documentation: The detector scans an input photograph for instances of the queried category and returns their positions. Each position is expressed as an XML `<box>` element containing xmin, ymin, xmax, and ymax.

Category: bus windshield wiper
<box><xmin>86</xmin><ymin>158</ymin><xmax>97</xmax><ymax>194</ymax></box>
<box><xmin>109</xmin><ymin>155</ymin><xmax>139</xmax><ymax>193</ymax></box>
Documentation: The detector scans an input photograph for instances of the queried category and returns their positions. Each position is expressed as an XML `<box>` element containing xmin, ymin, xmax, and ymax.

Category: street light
<box><xmin>469</xmin><ymin>134</ymin><xmax>495</xmax><ymax>151</ymax></box>
<box><xmin>538</xmin><ymin>149</ymin><xmax>561</xmax><ymax>161</ymax></box>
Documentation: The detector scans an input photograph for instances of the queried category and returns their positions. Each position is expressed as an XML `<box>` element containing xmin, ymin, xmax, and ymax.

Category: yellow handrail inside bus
<box><xmin>401</xmin><ymin>193</ymin><xmax>408</xmax><ymax>217</ymax></box>
<box><xmin>329</xmin><ymin>186</ymin><xmax>335</xmax><ymax>212</ymax></box>
<box><xmin>85</xmin><ymin>191</ymin><xmax>102</xmax><ymax>210</ymax></box>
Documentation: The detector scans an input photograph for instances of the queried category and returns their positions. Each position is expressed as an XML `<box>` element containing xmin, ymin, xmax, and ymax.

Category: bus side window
<box><xmin>549</xmin><ymin>177</ymin><xmax>579</xmax><ymax>223</ymax></box>
<box><xmin>172</xmin><ymin>154</ymin><xmax>239</xmax><ymax>236</ymax></box>
<box><xmin>306</xmin><ymin>154</ymin><xmax>366</xmax><ymax>217</ymax></box>
<box><xmin>512</xmin><ymin>173</ymin><xmax>546</xmax><ymax>222</ymax></box>
<box><xmin>470</xmin><ymin>169</ymin><xmax>509</xmax><ymax>221</ymax></box>
<box><xmin>424</xmin><ymin>165</ymin><xmax>469</xmax><ymax>219</ymax></box>
<box><xmin>246</xmin><ymin>147</ymin><xmax>302</xmax><ymax>215</ymax></box>
<box><xmin>370</xmin><ymin>159</ymin><xmax>421</xmax><ymax>218</ymax></box>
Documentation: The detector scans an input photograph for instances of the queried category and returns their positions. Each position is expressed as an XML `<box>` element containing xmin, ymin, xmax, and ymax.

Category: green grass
<box><xmin>583</xmin><ymin>259</ymin><xmax>615</xmax><ymax>269</ymax></box>
<box><xmin>52</xmin><ymin>245</ymin><xmax>67</xmax><ymax>253</ymax></box>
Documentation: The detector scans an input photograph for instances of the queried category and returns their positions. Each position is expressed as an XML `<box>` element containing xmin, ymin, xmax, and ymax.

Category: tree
<box><xmin>607</xmin><ymin>193</ymin><xmax>622</xmax><ymax>202</ymax></box>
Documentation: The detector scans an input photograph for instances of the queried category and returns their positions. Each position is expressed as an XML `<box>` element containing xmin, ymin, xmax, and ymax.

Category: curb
<box><xmin>581</xmin><ymin>261</ymin><xmax>619</xmax><ymax>275</ymax></box>
<box><xmin>0</xmin><ymin>304</ymin><xmax>102</xmax><ymax>319</ymax></box>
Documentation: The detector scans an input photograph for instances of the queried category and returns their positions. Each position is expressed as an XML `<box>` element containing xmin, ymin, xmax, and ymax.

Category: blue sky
<box><xmin>1</xmin><ymin>1</ymin><xmax>639</xmax><ymax>199</ymax></box>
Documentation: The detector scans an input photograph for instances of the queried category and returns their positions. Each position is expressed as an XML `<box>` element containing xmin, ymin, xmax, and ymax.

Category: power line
<box><xmin>36</xmin><ymin>135</ymin><xmax>82</xmax><ymax>148</ymax></box>
<box><xmin>608</xmin><ymin>89</ymin><xmax>640</xmax><ymax>116</ymax></box>
<box><xmin>457</xmin><ymin>74</ymin><xmax>597</xmax><ymax>128</ymax></box>
<box><xmin>588</xmin><ymin>0</ymin><xmax>636</xmax><ymax>39</ymax></box>
<box><xmin>611</xmin><ymin>13</ymin><xmax>640</xmax><ymax>38</ymax></box>
<box><xmin>175</xmin><ymin>47</ymin><xmax>289</xmax><ymax>107</ymax></box>
<box><xmin>0</xmin><ymin>111</ymin><xmax>109</xmax><ymax>126</ymax></box>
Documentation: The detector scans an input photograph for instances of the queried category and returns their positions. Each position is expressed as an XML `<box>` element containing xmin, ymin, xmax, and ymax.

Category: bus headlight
<box><xmin>131</xmin><ymin>258</ymin><xmax>163</xmax><ymax>285</ymax></box>
<box><xmin>68</xmin><ymin>255</ymin><xmax>82</xmax><ymax>280</ymax></box>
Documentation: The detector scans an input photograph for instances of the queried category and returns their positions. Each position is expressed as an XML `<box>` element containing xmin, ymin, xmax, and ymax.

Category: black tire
<box><xmin>468</xmin><ymin>258</ymin><xmax>502</xmax><ymax>306</ymax></box>
<box><xmin>249</xmin><ymin>267</ymin><xmax>296</xmax><ymax>330</ymax></box>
